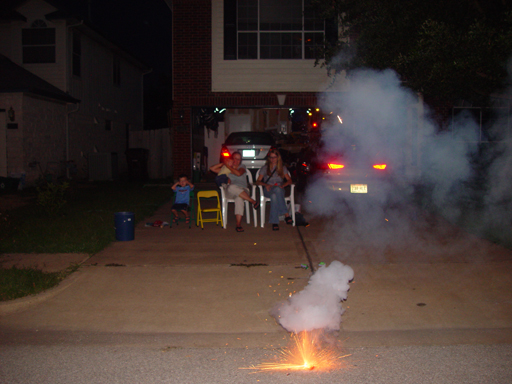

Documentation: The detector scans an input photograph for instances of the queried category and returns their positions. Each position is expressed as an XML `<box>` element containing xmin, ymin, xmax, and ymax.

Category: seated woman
<box><xmin>212</xmin><ymin>152</ymin><xmax>259</xmax><ymax>232</ymax></box>
<box><xmin>256</xmin><ymin>149</ymin><xmax>293</xmax><ymax>230</ymax></box>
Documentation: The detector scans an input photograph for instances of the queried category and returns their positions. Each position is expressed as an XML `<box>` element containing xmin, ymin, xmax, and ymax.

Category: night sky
<box><xmin>88</xmin><ymin>0</ymin><xmax>172</xmax><ymax>77</ymax></box>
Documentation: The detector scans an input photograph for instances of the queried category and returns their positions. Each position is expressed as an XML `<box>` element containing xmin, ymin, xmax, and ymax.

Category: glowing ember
<box><xmin>242</xmin><ymin>330</ymin><xmax>349</xmax><ymax>372</ymax></box>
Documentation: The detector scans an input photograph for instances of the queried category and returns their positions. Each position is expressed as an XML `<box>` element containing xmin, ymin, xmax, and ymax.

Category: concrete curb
<box><xmin>0</xmin><ymin>270</ymin><xmax>85</xmax><ymax>317</ymax></box>
<box><xmin>0</xmin><ymin>255</ymin><xmax>91</xmax><ymax>316</ymax></box>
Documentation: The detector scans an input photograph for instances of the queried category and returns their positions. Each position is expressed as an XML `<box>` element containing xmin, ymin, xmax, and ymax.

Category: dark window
<box><xmin>113</xmin><ymin>55</ymin><xmax>121</xmax><ymax>86</ymax></box>
<box><xmin>72</xmin><ymin>32</ymin><xmax>81</xmax><ymax>77</ymax></box>
<box><xmin>238</xmin><ymin>32</ymin><xmax>257</xmax><ymax>59</ymax></box>
<box><xmin>22</xmin><ymin>20</ymin><xmax>56</xmax><ymax>64</ymax></box>
<box><xmin>231</xmin><ymin>0</ymin><xmax>327</xmax><ymax>60</ymax></box>
<box><xmin>105</xmin><ymin>119</ymin><xmax>112</xmax><ymax>131</ymax></box>
<box><xmin>260</xmin><ymin>32</ymin><xmax>302</xmax><ymax>59</ymax></box>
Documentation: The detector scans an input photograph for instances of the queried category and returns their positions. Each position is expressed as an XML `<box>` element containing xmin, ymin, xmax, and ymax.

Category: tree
<box><xmin>314</xmin><ymin>0</ymin><xmax>512</xmax><ymax>103</ymax></box>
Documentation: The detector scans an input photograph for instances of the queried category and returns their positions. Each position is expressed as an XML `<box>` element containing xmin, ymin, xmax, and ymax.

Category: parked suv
<box><xmin>220</xmin><ymin>132</ymin><xmax>275</xmax><ymax>170</ymax></box>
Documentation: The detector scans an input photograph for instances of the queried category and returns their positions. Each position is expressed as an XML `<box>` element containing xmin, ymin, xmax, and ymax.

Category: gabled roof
<box><xmin>0</xmin><ymin>54</ymin><xmax>79</xmax><ymax>103</ymax></box>
<box><xmin>0</xmin><ymin>8</ymin><xmax>27</xmax><ymax>22</ymax></box>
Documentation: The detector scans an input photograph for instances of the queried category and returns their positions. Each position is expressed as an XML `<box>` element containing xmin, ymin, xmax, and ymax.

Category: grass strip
<box><xmin>0</xmin><ymin>265</ymin><xmax>79</xmax><ymax>302</ymax></box>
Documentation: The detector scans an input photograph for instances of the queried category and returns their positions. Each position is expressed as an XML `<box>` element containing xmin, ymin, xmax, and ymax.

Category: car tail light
<box><xmin>373</xmin><ymin>164</ymin><xmax>387</xmax><ymax>170</ymax></box>
<box><xmin>221</xmin><ymin>146</ymin><xmax>230</xmax><ymax>158</ymax></box>
<box><xmin>328</xmin><ymin>163</ymin><xmax>345</xmax><ymax>170</ymax></box>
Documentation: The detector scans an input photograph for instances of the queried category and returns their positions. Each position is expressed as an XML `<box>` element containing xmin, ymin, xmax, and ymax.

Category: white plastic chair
<box><xmin>255</xmin><ymin>168</ymin><xmax>295</xmax><ymax>227</ymax></box>
<box><xmin>219</xmin><ymin>169</ymin><xmax>258</xmax><ymax>229</ymax></box>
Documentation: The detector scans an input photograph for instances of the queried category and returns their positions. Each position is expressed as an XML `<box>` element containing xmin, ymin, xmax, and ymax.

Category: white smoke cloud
<box><xmin>301</xmin><ymin>67</ymin><xmax>512</xmax><ymax>260</ymax></box>
<box><xmin>271</xmin><ymin>261</ymin><xmax>354</xmax><ymax>333</ymax></box>
<box><xmin>312</xmin><ymin>68</ymin><xmax>480</xmax><ymax>212</ymax></box>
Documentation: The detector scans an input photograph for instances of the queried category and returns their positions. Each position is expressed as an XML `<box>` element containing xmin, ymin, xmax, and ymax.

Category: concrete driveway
<box><xmin>1</xmin><ymin>195</ymin><xmax>512</xmax><ymax>349</ymax></box>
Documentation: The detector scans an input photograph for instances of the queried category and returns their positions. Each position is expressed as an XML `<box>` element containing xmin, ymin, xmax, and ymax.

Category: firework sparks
<box><xmin>242</xmin><ymin>330</ymin><xmax>350</xmax><ymax>372</ymax></box>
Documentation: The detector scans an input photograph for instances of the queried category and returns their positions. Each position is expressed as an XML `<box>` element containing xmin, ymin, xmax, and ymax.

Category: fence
<box><xmin>129</xmin><ymin>128</ymin><xmax>173</xmax><ymax>179</ymax></box>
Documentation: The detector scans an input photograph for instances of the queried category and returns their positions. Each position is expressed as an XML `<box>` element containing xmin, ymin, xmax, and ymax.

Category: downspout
<box><xmin>66</xmin><ymin>102</ymin><xmax>80</xmax><ymax>179</ymax></box>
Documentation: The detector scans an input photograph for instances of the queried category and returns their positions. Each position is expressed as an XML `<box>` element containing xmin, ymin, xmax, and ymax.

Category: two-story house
<box><xmin>171</xmin><ymin>0</ymin><xmax>348</xmax><ymax>176</ymax></box>
<box><xmin>0</xmin><ymin>0</ymin><xmax>150</xmax><ymax>186</ymax></box>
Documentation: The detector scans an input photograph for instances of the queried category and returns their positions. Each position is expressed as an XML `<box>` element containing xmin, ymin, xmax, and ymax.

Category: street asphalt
<box><xmin>1</xmin><ymin>186</ymin><xmax>512</xmax><ymax>383</ymax></box>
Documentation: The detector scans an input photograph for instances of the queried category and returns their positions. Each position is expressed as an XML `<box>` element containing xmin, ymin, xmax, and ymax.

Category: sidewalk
<box><xmin>1</xmin><ymin>197</ymin><xmax>512</xmax><ymax>348</ymax></box>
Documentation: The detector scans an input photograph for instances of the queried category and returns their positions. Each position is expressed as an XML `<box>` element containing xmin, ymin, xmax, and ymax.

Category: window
<box><xmin>72</xmin><ymin>32</ymin><xmax>81</xmax><ymax>77</ymax></box>
<box><xmin>113</xmin><ymin>55</ymin><xmax>121</xmax><ymax>86</ymax></box>
<box><xmin>232</xmin><ymin>0</ymin><xmax>325</xmax><ymax>60</ymax></box>
<box><xmin>22</xmin><ymin>20</ymin><xmax>56</xmax><ymax>63</ymax></box>
<box><xmin>105</xmin><ymin>119</ymin><xmax>112</xmax><ymax>131</ymax></box>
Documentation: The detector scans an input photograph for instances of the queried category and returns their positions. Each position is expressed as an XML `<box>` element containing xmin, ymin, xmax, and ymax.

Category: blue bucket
<box><xmin>115</xmin><ymin>212</ymin><xmax>135</xmax><ymax>241</ymax></box>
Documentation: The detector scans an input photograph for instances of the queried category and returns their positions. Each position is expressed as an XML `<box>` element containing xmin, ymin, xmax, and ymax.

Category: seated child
<box><xmin>215</xmin><ymin>164</ymin><xmax>231</xmax><ymax>187</ymax></box>
<box><xmin>171</xmin><ymin>174</ymin><xmax>194</xmax><ymax>224</ymax></box>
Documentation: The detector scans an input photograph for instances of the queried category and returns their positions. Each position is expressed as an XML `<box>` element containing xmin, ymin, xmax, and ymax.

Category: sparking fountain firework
<box><xmin>243</xmin><ymin>261</ymin><xmax>354</xmax><ymax>372</ymax></box>
<box><xmin>243</xmin><ymin>330</ymin><xmax>351</xmax><ymax>372</ymax></box>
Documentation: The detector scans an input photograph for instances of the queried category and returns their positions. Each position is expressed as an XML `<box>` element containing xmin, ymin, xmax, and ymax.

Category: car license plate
<box><xmin>243</xmin><ymin>149</ymin><xmax>255</xmax><ymax>158</ymax></box>
<box><xmin>350</xmin><ymin>184</ymin><xmax>367</xmax><ymax>193</ymax></box>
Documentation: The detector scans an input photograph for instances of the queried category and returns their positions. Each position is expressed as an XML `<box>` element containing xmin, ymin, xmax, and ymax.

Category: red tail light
<box><xmin>373</xmin><ymin>164</ymin><xmax>387</xmax><ymax>170</ymax></box>
<box><xmin>221</xmin><ymin>147</ymin><xmax>230</xmax><ymax>158</ymax></box>
<box><xmin>328</xmin><ymin>163</ymin><xmax>345</xmax><ymax>170</ymax></box>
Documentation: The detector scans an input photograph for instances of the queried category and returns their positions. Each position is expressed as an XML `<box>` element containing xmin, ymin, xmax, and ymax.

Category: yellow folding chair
<box><xmin>196</xmin><ymin>190</ymin><xmax>223</xmax><ymax>229</ymax></box>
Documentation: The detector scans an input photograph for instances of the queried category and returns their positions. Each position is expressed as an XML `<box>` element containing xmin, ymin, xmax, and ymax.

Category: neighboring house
<box><xmin>0</xmin><ymin>0</ymin><xmax>150</xmax><ymax>185</ymax></box>
<box><xmin>171</xmin><ymin>0</ymin><xmax>348</xmax><ymax>176</ymax></box>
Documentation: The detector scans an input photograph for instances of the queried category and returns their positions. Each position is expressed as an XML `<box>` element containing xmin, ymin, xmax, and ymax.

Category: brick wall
<box><xmin>172</xmin><ymin>0</ymin><xmax>319</xmax><ymax>177</ymax></box>
<box><xmin>172</xmin><ymin>0</ymin><xmax>210</xmax><ymax>177</ymax></box>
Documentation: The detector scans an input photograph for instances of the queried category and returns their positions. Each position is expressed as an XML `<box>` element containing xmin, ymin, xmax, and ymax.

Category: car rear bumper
<box><xmin>323</xmin><ymin>175</ymin><xmax>392</xmax><ymax>196</ymax></box>
<box><xmin>241</xmin><ymin>159</ymin><xmax>266</xmax><ymax>169</ymax></box>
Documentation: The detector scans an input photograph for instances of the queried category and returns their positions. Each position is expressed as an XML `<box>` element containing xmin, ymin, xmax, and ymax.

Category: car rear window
<box><xmin>225</xmin><ymin>132</ymin><xmax>274</xmax><ymax>146</ymax></box>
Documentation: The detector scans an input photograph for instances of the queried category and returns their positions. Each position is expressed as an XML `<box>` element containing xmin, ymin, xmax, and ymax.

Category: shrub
<box><xmin>36</xmin><ymin>182</ymin><xmax>70</xmax><ymax>215</ymax></box>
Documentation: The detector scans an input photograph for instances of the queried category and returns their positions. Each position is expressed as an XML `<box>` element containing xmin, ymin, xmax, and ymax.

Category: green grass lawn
<box><xmin>0</xmin><ymin>181</ymin><xmax>172</xmax><ymax>254</ymax></box>
<box><xmin>0</xmin><ymin>264</ymin><xmax>79</xmax><ymax>301</ymax></box>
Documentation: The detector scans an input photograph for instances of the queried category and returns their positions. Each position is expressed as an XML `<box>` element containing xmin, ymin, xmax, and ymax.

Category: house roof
<box><xmin>0</xmin><ymin>54</ymin><xmax>79</xmax><ymax>103</ymax></box>
<box><xmin>0</xmin><ymin>8</ymin><xmax>27</xmax><ymax>22</ymax></box>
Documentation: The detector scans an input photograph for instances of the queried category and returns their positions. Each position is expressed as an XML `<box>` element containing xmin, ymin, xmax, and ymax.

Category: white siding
<box><xmin>22</xmin><ymin>94</ymin><xmax>68</xmax><ymax>184</ymax></box>
<box><xmin>68</xmin><ymin>33</ymin><xmax>143</xmax><ymax>128</ymax></box>
<box><xmin>211</xmin><ymin>0</ymin><xmax>348</xmax><ymax>93</ymax></box>
<box><xmin>66</xmin><ymin>30</ymin><xmax>144</xmax><ymax>178</ymax></box>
